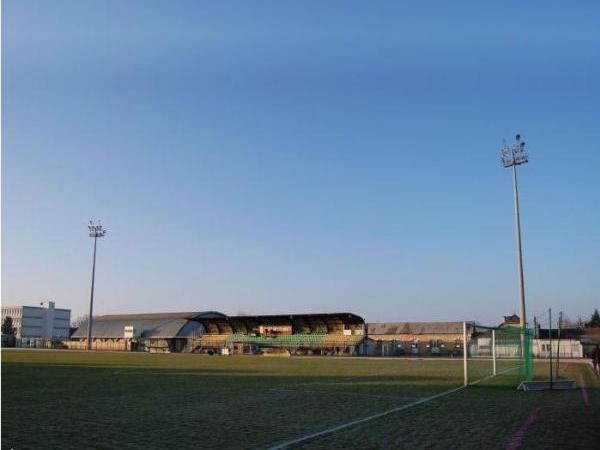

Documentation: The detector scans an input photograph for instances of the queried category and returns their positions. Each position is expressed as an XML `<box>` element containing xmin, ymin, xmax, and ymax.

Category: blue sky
<box><xmin>3</xmin><ymin>1</ymin><xmax>599</xmax><ymax>324</ymax></box>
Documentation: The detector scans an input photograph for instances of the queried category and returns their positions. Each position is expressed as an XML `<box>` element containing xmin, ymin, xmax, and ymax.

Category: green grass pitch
<box><xmin>2</xmin><ymin>350</ymin><xmax>598</xmax><ymax>449</ymax></box>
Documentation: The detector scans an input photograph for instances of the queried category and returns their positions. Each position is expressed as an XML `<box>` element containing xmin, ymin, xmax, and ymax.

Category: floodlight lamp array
<box><xmin>88</xmin><ymin>220</ymin><xmax>107</xmax><ymax>238</ymax></box>
<box><xmin>501</xmin><ymin>134</ymin><xmax>528</xmax><ymax>168</ymax></box>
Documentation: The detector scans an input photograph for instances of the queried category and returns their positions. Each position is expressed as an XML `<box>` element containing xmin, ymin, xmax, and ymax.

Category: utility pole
<box><xmin>501</xmin><ymin>134</ymin><xmax>529</xmax><ymax>331</ymax></box>
<box><xmin>87</xmin><ymin>220</ymin><xmax>106</xmax><ymax>350</ymax></box>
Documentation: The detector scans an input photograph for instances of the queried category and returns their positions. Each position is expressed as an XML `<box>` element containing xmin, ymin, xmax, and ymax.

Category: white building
<box><xmin>532</xmin><ymin>339</ymin><xmax>583</xmax><ymax>359</ymax></box>
<box><xmin>1</xmin><ymin>301</ymin><xmax>71</xmax><ymax>340</ymax></box>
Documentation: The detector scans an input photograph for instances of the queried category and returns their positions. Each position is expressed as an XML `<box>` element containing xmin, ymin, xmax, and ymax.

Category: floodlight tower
<box><xmin>87</xmin><ymin>220</ymin><xmax>107</xmax><ymax>350</ymax></box>
<box><xmin>501</xmin><ymin>134</ymin><xmax>529</xmax><ymax>330</ymax></box>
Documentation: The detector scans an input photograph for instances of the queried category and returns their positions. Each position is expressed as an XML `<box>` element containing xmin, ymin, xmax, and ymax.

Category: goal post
<box><xmin>463</xmin><ymin>322</ymin><xmax>533</xmax><ymax>387</ymax></box>
<box><xmin>463</xmin><ymin>321</ymin><xmax>468</xmax><ymax>386</ymax></box>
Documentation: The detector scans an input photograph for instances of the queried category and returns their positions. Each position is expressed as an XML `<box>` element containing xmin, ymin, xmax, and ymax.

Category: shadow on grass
<box><xmin>3</xmin><ymin>354</ymin><xmax>595</xmax><ymax>450</ymax></box>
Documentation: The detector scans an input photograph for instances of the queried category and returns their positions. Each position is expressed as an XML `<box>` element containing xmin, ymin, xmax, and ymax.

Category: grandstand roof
<box><xmin>71</xmin><ymin>311</ymin><xmax>227</xmax><ymax>339</ymax></box>
<box><xmin>366</xmin><ymin>321</ymin><xmax>468</xmax><ymax>335</ymax></box>
<box><xmin>537</xmin><ymin>327</ymin><xmax>583</xmax><ymax>339</ymax></box>
<box><xmin>231</xmin><ymin>312</ymin><xmax>364</xmax><ymax>322</ymax></box>
<box><xmin>228</xmin><ymin>313</ymin><xmax>365</xmax><ymax>333</ymax></box>
<box><xmin>93</xmin><ymin>311</ymin><xmax>225</xmax><ymax>321</ymax></box>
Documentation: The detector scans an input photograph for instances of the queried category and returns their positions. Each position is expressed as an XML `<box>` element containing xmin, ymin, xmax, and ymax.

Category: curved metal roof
<box><xmin>93</xmin><ymin>311</ymin><xmax>226</xmax><ymax>321</ymax></box>
<box><xmin>71</xmin><ymin>311</ymin><xmax>227</xmax><ymax>339</ymax></box>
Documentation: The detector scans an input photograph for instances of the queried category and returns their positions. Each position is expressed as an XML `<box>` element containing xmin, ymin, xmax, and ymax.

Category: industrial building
<box><xmin>69</xmin><ymin>311</ymin><xmax>366</xmax><ymax>354</ymax></box>
<box><xmin>1</xmin><ymin>301</ymin><xmax>71</xmax><ymax>346</ymax></box>
<box><xmin>364</xmin><ymin>321</ymin><xmax>470</xmax><ymax>356</ymax></box>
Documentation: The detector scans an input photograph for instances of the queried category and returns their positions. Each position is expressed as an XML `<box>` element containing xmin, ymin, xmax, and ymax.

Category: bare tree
<box><xmin>72</xmin><ymin>314</ymin><xmax>91</xmax><ymax>329</ymax></box>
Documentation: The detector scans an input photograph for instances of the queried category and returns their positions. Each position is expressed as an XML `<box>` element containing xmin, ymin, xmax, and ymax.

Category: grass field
<box><xmin>2</xmin><ymin>350</ymin><xmax>598</xmax><ymax>449</ymax></box>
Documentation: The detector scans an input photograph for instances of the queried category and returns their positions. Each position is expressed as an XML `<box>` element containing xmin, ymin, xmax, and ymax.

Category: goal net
<box><xmin>463</xmin><ymin>323</ymin><xmax>533</xmax><ymax>387</ymax></box>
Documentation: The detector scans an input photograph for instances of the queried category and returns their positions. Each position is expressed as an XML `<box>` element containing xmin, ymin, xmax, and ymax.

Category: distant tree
<box><xmin>72</xmin><ymin>314</ymin><xmax>90</xmax><ymax>329</ymax></box>
<box><xmin>2</xmin><ymin>316</ymin><xmax>16</xmax><ymax>335</ymax></box>
<box><xmin>588</xmin><ymin>309</ymin><xmax>600</xmax><ymax>328</ymax></box>
<box><xmin>561</xmin><ymin>315</ymin><xmax>585</xmax><ymax>329</ymax></box>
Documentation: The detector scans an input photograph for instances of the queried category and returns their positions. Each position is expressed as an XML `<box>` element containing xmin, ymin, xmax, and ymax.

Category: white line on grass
<box><xmin>469</xmin><ymin>365</ymin><xmax>521</xmax><ymax>386</ymax></box>
<box><xmin>579</xmin><ymin>375</ymin><xmax>589</xmax><ymax>407</ymax></box>
<box><xmin>267</xmin><ymin>364</ymin><xmax>523</xmax><ymax>449</ymax></box>
<box><xmin>266</xmin><ymin>385</ymin><xmax>466</xmax><ymax>450</ymax></box>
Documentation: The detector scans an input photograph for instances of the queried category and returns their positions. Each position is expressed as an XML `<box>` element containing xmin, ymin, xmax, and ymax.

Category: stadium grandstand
<box><xmin>195</xmin><ymin>313</ymin><xmax>365</xmax><ymax>356</ymax></box>
<box><xmin>69</xmin><ymin>311</ymin><xmax>366</xmax><ymax>355</ymax></box>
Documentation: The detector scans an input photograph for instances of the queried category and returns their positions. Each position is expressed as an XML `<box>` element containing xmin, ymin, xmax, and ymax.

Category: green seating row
<box><xmin>225</xmin><ymin>333</ymin><xmax>325</xmax><ymax>346</ymax></box>
<box><xmin>196</xmin><ymin>332</ymin><xmax>364</xmax><ymax>348</ymax></box>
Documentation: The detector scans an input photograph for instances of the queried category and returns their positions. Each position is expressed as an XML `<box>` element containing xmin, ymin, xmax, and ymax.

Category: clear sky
<box><xmin>2</xmin><ymin>1</ymin><xmax>599</xmax><ymax>325</ymax></box>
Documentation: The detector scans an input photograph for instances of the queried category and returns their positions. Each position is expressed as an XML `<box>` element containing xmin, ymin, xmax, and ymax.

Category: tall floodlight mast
<box><xmin>87</xmin><ymin>220</ymin><xmax>107</xmax><ymax>350</ymax></box>
<box><xmin>501</xmin><ymin>134</ymin><xmax>529</xmax><ymax>331</ymax></box>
